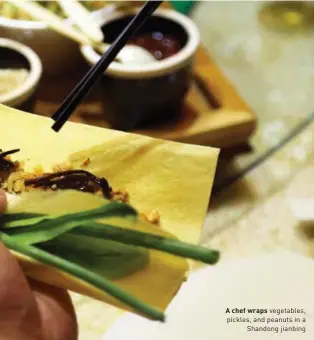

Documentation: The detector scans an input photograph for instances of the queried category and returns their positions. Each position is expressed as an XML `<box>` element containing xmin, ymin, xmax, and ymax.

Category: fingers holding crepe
<box><xmin>0</xmin><ymin>189</ymin><xmax>77</xmax><ymax>340</ymax></box>
<box><xmin>30</xmin><ymin>279</ymin><xmax>78</xmax><ymax>340</ymax></box>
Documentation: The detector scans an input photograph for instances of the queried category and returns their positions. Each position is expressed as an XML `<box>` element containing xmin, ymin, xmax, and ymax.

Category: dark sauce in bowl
<box><xmin>101</xmin><ymin>15</ymin><xmax>188</xmax><ymax>62</ymax></box>
<box><xmin>128</xmin><ymin>32</ymin><xmax>182</xmax><ymax>61</ymax></box>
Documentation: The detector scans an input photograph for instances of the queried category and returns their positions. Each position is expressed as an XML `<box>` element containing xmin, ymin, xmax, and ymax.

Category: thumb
<box><xmin>0</xmin><ymin>190</ymin><xmax>35</xmax><ymax>317</ymax></box>
<box><xmin>0</xmin><ymin>242</ymin><xmax>41</xmax><ymax>338</ymax></box>
<box><xmin>30</xmin><ymin>280</ymin><xmax>78</xmax><ymax>340</ymax></box>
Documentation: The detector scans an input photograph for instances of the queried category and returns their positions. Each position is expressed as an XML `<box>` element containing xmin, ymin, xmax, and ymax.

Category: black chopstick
<box><xmin>51</xmin><ymin>0</ymin><xmax>163</xmax><ymax>132</ymax></box>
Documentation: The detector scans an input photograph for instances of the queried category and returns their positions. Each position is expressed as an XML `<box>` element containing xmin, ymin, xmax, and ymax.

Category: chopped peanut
<box><xmin>143</xmin><ymin>210</ymin><xmax>160</xmax><ymax>225</ymax></box>
<box><xmin>80</xmin><ymin>158</ymin><xmax>91</xmax><ymax>168</ymax></box>
<box><xmin>52</xmin><ymin>162</ymin><xmax>73</xmax><ymax>172</ymax></box>
<box><xmin>110</xmin><ymin>189</ymin><xmax>129</xmax><ymax>203</ymax></box>
<box><xmin>33</xmin><ymin>165</ymin><xmax>44</xmax><ymax>176</ymax></box>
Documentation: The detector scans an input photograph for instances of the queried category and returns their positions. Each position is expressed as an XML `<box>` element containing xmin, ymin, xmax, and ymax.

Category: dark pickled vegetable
<box><xmin>0</xmin><ymin>149</ymin><xmax>20</xmax><ymax>183</ymax></box>
<box><xmin>24</xmin><ymin>170</ymin><xmax>112</xmax><ymax>199</ymax></box>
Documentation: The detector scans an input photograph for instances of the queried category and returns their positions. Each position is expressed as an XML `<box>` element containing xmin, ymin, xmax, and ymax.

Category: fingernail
<box><xmin>0</xmin><ymin>190</ymin><xmax>7</xmax><ymax>213</ymax></box>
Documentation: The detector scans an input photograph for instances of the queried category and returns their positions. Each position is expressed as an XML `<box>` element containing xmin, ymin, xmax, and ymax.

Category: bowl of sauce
<box><xmin>0</xmin><ymin>38</ymin><xmax>42</xmax><ymax>111</ymax></box>
<box><xmin>80</xmin><ymin>8</ymin><xmax>200</xmax><ymax>130</ymax></box>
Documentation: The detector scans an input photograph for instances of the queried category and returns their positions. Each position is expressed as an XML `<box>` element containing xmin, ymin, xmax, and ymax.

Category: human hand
<box><xmin>0</xmin><ymin>190</ymin><xmax>78</xmax><ymax>340</ymax></box>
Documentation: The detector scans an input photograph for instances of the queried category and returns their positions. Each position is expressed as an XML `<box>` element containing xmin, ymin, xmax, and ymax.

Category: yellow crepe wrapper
<box><xmin>0</xmin><ymin>104</ymin><xmax>219</xmax><ymax>315</ymax></box>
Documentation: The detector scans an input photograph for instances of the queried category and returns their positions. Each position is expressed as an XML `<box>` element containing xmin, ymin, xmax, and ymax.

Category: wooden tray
<box><xmin>136</xmin><ymin>48</ymin><xmax>257</xmax><ymax>148</ymax></box>
<box><xmin>34</xmin><ymin>15</ymin><xmax>256</xmax><ymax>149</ymax></box>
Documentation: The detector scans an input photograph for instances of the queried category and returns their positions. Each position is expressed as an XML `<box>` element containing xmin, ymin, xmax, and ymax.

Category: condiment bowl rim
<box><xmin>0</xmin><ymin>15</ymin><xmax>47</xmax><ymax>30</ymax></box>
<box><xmin>0</xmin><ymin>38</ymin><xmax>42</xmax><ymax>106</ymax></box>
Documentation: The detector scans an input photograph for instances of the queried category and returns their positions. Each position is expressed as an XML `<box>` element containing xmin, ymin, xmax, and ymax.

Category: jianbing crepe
<box><xmin>0</xmin><ymin>104</ymin><xmax>219</xmax><ymax>243</ymax></box>
<box><xmin>0</xmin><ymin>104</ymin><xmax>219</xmax><ymax>320</ymax></box>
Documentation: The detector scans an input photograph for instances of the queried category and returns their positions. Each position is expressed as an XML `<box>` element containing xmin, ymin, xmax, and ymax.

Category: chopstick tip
<box><xmin>51</xmin><ymin>120</ymin><xmax>64</xmax><ymax>133</ymax></box>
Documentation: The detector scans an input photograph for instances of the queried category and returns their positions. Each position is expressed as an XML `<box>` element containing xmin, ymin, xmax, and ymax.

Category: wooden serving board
<box><xmin>136</xmin><ymin>48</ymin><xmax>257</xmax><ymax>148</ymax></box>
<box><xmin>33</xmin><ymin>6</ymin><xmax>256</xmax><ymax>149</ymax></box>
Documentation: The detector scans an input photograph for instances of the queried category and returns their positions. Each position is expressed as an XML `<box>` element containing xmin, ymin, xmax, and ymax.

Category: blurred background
<box><xmin>192</xmin><ymin>0</ymin><xmax>314</xmax><ymax>191</ymax></box>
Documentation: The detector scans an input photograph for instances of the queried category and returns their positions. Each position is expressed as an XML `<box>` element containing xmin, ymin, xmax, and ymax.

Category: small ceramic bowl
<box><xmin>0</xmin><ymin>14</ymin><xmax>82</xmax><ymax>75</ymax></box>
<box><xmin>0</xmin><ymin>5</ymin><xmax>132</xmax><ymax>75</ymax></box>
<box><xmin>0</xmin><ymin>38</ymin><xmax>42</xmax><ymax>111</ymax></box>
<box><xmin>81</xmin><ymin>8</ymin><xmax>200</xmax><ymax>131</ymax></box>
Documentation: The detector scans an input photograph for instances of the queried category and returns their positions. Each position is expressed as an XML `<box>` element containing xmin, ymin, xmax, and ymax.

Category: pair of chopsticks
<box><xmin>51</xmin><ymin>0</ymin><xmax>163</xmax><ymax>132</ymax></box>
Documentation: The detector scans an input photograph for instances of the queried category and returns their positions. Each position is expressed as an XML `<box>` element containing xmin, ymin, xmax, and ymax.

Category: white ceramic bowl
<box><xmin>0</xmin><ymin>38</ymin><xmax>42</xmax><ymax>110</ymax></box>
<box><xmin>0</xmin><ymin>13</ymin><xmax>81</xmax><ymax>75</ymax></box>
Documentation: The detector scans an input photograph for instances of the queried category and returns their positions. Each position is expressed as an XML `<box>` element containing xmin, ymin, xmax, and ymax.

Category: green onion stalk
<box><xmin>0</xmin><ymin>201</ymin><xmax>220</xmax><ymax>321</ymax></box>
